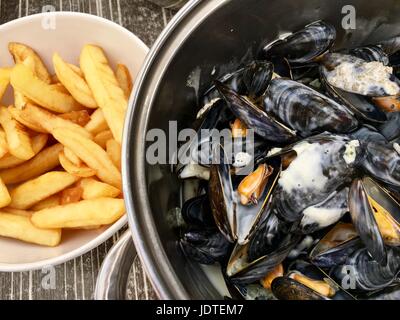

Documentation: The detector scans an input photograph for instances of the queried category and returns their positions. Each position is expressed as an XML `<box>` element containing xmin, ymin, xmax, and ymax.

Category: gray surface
<box><xmin>0</xmin><ymin>0</ymin><xmax>173</xmax><ymax>300</ymax></box>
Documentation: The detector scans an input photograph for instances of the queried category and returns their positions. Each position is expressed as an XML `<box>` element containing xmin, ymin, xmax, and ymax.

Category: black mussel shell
<box><xmin>379</xmin><ymin>112</ymin><xmax>400</xmax><ymax>141</ymax></box>
<box><xmin>349</xmin><ymin>45</ymin><xmax>389</xmax><ymax>65</ymax></box>
<box><xmin>180</xmin><ymin>228</ymin><xmax>232</xmax><ymax>265</ymax></box>
<box><xmin>242</xmin><ymin>61</ymin><xmax>274</xmax><ymax>99</ymax></box>
<box><xmin>263</xmin><ymin>78</ymin><xmax>358</xmax><ymax>137</ymax></box>
<box><xmin>215</xmin><ymin>81</ymin><xmax>296</xmax><ymax>143</ymax></box>
<box><xmin>331</xmin><ymin>247</ymin><xmax>400</xmax><ymax>292</ymax></box>
<box><xmin>363</xmin><ymin>285</ymin><xmax>400</xmax><ymax>300</ymax></box>
<box><xmin>181</xmin><ymin>194</ymin><xmax>215</xmax><ymax>228</ymax></box>
<box><xmin>261</xmin><ymin>20</ymin><xmax>336</xmax><ymax>64</ymax></box>
<box><xmin>351</xmin><ymin>126</ymin><xmax>387</xmax><ymax>144</ymax></box>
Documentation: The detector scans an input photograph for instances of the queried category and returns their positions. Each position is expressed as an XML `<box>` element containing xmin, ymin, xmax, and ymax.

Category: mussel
<box><xmin>349</xmin><ymin>177</ymin><xmax>400</xmax><ymax>265</ymax></box>
<box><xmin>261</xmin><ymin>20</ymin><xmax>336</xmax><ymax>64</ymax></box>
<box><xmin>263</xmin><ymin>78</ymin><xmax>359</xmax><ymax>137</ymax></box>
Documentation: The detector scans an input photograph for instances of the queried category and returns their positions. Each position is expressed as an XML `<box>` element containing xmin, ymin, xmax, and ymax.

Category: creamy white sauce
<box><xmin>267</xmin><ymin>147</ymin><xmax>283</xmax><ymax>157</ymax></box>
<box><xmin>233</xmin><ymin>152</ymin><xmax>252</xmax><ymax>168</ymax></box>
<box><xmin>288</xmin><ymin>236</ymin><xmax>315</xmax><ymax>259</ymax></box>
<box><xmin>196</xmin><ymin>98</ymin><xmax>221</xmax><ymax>119</ymax></box>
<box><xmin>326</xmin><ymin>59</ymin><xmax>399</xmax><ymax>96</ymax></box>
<box><xmin>186</xmin><ymin>66</ymin><xmax>202</xmax><ymax>101</ymax></box>
<box><xmin>343</xmin><ymin>140</ymin><xmax>360</xmax><ymax>164</ymax></box>
<box><xmin>278</xmin><ymin>142</ymin><xmax>328</xmax><ymax>193</ymax></box>
<box><xmin>301</xmin><ymin>206</ymin><xmax>346</xmax><ymax>229</ymax></box>
<box><xmin>179</xmin><ymin>163</ymin><xmax>210</xmax><ymax>180</ymax></box>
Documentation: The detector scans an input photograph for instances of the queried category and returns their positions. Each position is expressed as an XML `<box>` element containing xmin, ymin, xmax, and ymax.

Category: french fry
<box><xmin>0</xmin><ymin>177</ymin><xmax>11</xmax><ymax>208</ymax></box>
<box><xmin>79</xmin><ymin>178</ymin><xmax>120</xmax><ymax>200</ymax></box>
<box><xmin>50</xmin><ymin>74</ymin><xmax>59</xmax><ymax>84</ymax></box>
<box><xmin>0</xmin><ymin>129</ymin><xmax>9</xmax><ymax>159</ymax></box>
<box><xmin>106</xmin><ymin>139</ymin><xmax>121</xmax><ymax>171</ymax></box>
<box><xmin>68</xmin><ymin>63</ymin><xmax>84</xmax><ymax>77</ymax></box>
<box><xmin>94</xmin><ymin>130</ymin><xmax>113</xmax><ymax>149</ymax></box>
<box><xmin>63</xmin><ymin>147</ymin><xmax>82</xmax><ymax>166</ymax></box>
<box><xmin>31</xmin><ymin>194</ymin><xmax>60</xmax><ymax>211</ymax></box>
<box><xmin>59</xmin><ymin>110</ymin><xmax>91</xmax><ymax>127</ymax></box>
<box><xmin>9</xmin><ymin>106</ymin><xmax>47</xmax><ymax>133</ymax></box>
<box><xmin>53</xmin><ymin>53</ymin><xmax>97</xmax><ymax>109</ymax></box>
<box><xmin>31</xmin><ymin>198</ymin><xmax>125</xmax><ymax>228</ymax></box>
<box><xmin>2</xmin><ymin>208</ymin><xmax>32</xmax><ymax>217</ymax></box>
<box><xmin>59</xmin><ymin>150</ymin><xmax>96</xmax><ymax>178</ymax></box>
<box><xmin>0</xmin><ymin>133</ymin><xmax>47</xmax><ymax>167</ymax></box>
<box><xmin>10</xmin><ymin>64</ymin><xmax>83</xmax><ymax>113</ymax></box>
<box><xmin>80</xmin><ymin>45</ymin><xmax>127</xmax><ymax>143</ymax></box>
<box><xmin>8</xmin><ymin>42</ymin><xmax>52</xmax><ymax>84</ymax></box>
<box><xmin>52</xmin><ymin>128</ymin><xmax>122</xmax><ymax>189</ymax></box>
<box><xmin>0</xmin><ymin>68</ymin><xmax>11</xmax><ymax>101</ymax></box>
<box><xmin>115</xmin><ymin>63</ymin><xmax>133</xmax><ymax>99</ymax></box>
<box><xmin>60</xmin><ymin>186</ymin><xmax>83</xmax><ymax>205</ymax></box>
<box><xmin>0</xmin><ymin>143</ymin><xmax>63</xmax><ymax>184</ymax></box>
<box><xmin>84</xmin><ymin>108</ymin><xmax>108</xmax><ymax>134</ymax></box>
<box><xmin>0</xmin><ymin>212</ymin><xmax>61</xmax><ymax>246</ymax></box>
<box><xmin>0</xmin><ymin>133</ymin><xmax>48</xmax><ymax>169</ymax></box>
<box><xmin>13</xmin><ymin>56</ymin><xmax>35</xmax><ymax>110</ymax></box>
<box><xmin>0</xmin><ymin>107</ymin><xmax>34</xmax><ymax>160</ymax></box>
<box><xmin>9</xmin><ymin>171</ymin><xmax>79</xmax><ymax>209</ymax></box>
<box><xmin>14</xmin><ymin>104</ymin><xmax>92</xmax><ymax>139</ymax></box>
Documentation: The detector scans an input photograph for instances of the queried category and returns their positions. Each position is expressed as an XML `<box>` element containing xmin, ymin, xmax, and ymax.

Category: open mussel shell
<box><xmin>309</xmin><ymin>222</ymin><xmax>363</xmax><ymax>268</ymax></box>
<box><xmin>226</xmin><ymin>215</ymin><xmax>301</xmax><ymax>285</ymax></box>
<box><xmin>271</xmin><ymin>261</ymin><xmax>354</xmax><ymax>300</ymax></box>
<box><xmin>215</xmin><ymin>80</ymin><xmax>297</xmax><ymax>143</ymax></box>
<box><xmin>320</xmin><ymin>53</ymin><xmax>400</xmax><ymax>97</ymax></box>
<box><xmin>321</xmin><ymin>73</ymin><xmax>387</xmax><ymax>124</ymax></box>
<box><xmin>235</xmin><ymin>157</ymin><xmax>282</xmax><ymax>244</ymax></box>
<box><xmin>349</xmin><ymin>177</ymin><xmax>400</xmax><ymax>266</ymax></box>
<box><xmin>331</xmin><ymin>247</ymin><xmax>400</xmax><ymax>292</ymax></box>
<box><xmin>261</xmin><ymin>20</ymin><xmax>336</xmax><ymax>64</ymax></box>
<box><xmin>263</xmin><ymin>78</ymin><xmax>359</xmax><ymax>137</ymax></box>
<box><xmin>209</xmin><ymin>144</ymin><xmax>237</xmax><ymax>242</ymax></box>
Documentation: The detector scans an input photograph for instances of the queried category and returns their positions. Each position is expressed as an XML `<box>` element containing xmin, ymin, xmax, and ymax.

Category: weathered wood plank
<box><xmin>0</xmin><ymin>0</ymin><xmax>170</xmax><ymax>300</ymax></box>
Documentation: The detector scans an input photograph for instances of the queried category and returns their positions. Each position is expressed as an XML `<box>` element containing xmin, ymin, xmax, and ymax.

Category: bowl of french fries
<box><xmin>0</xmin><ymin>12</ymin><xmax>148</xmax><ymax>271</ymax></box>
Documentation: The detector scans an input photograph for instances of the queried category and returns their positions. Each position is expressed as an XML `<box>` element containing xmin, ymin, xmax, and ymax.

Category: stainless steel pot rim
<box><xmin>122</xmin><ymin>0</ymin><xmax>226</xmax><ymax>300</ymax></box>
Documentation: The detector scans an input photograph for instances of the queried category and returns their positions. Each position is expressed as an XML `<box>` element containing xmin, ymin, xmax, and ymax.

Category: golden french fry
<box><xmin>50</xmin><ymin>74</ymin><xmax>59</xmax><ymax>84</ymax></box>
<box><xmin>31</xmin><ymin>198</ymin><xmax>125</xmax><ymax>228</ymax></box>
<box><xmin>85</xmin><ymin>108</ymin><xmax>108</xmax><ymax>134</ymax></box>
<box><xmin>68</xmin><ymin>63</ymin><xmax>84</xmax><ymax>77</ymax></box>
<box><xmin>9</xmin><ymin>171</ymin><xmax>78</xmax><ymax>210</ymax></box>
<box><xmin>0</xmin><ymin>212</ymin><xmax>61</xmax><ymax>246</ymax></box>
<box><xmin>79</xmin><ymin>178</ymin><xmax>120</xmax><ymax>199</ymax></box>
<box><xmin>80</xmin><ymin>45</ymin><xmax>127</xmax><ymax>143</ymax></box>
<box><xmin>115</xmin><ymin>63</ymin><xmax>133</xmax><ymax>99</ymax></box>
<box><xmin>9</xmin><ymin>106</ymin><xmax>47</xmax><ymax>133</ymax></box>
<box><xmin>13</xmin><ymin>56</ymin><xmax>35</xmax><ymax>110</ymax></box>
<box><xmin>59</xmin><ymin>110</ymin><xmax>91</xmax><ymax>127</ymax></box>
<box><xmin>94</xmin><ymin>130</ymin><xmax>113</xmax><ymax>149</ymax></box>
<box><xmin>0</xmin><ymin>68</ymin><xmax>11</xmax><ymax>101</ymax></box>
<box><xmin>2</xmin><ymin>208</ymin><xmax>32</xmax><ymax>217</ymax></box>
<box><xmin>53</xmin><ymin>53</ymin><xmax>97</xmax><ymax>109</ymax></box>
<box><xmin>8</xmin><ymin>42</ymin><xmax>52</xmax><ymax>84</ymax></box>
<box><xmin>0</xmin><ymin>177</ymin><xmax>11</xmax><ymax>208</ymax></box>
<box><xmin>60</xmin><ymin>186</ymin><xmax>83</xmax><ymax>205</ymax></box>
<box><xmin>0</xmin><ymin>129</ymin><xmax>9</xmax><ymax>159</ymax></box>
<box><xmin>10</xmin><ymin>64</ymin><xmax>83</xmax><ymax>113</ymax></box>
<box><xmin>14</xmin><ymin>104</ymin><xmax>92</xmax><ymax>139</ymax></box>
<box><xmin>106</xmin><ymin>139</ymin><xmax>121</xmax><ymax>171</ymax></box>
<box><xmin>0</xmin><ymin>107</ymin><xmax>34</xmax><ymax>160</ymax></box>
<box><xmin>31</xmin><ymin>194</ymin><xmax>60</xmax><ymax>211</ymax></box>
<box><xmin>0</xmin><ymin>134</ymin><xmax>48</xmax><ymax>169</ymax></box>
<box><xmin>52</xmin><ymin>128</ymin><xmax>121</xmax><ymax>189</ymax></box>
<box><xmin>0</xmin><ymin>143</ymin><xmax>63</xmax><ymax>184</ymax></box>
<box><xmin>59</xmin><ymin>150</ymin><xmax>96</xmax><ymax>178</ymax></box>
<box><xmin>63</xmin><ymin>147</ymin><xmax>82</xmax><ymax>166</ymax></box>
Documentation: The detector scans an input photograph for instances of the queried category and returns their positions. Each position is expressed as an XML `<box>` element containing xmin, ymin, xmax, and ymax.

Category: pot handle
<box><xmin>95</xmin><ymin>231</ymin><xmax>136</xmax><ymax>300</ymax></box>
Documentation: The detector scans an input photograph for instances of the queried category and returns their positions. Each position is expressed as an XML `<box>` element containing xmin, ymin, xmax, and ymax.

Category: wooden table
<box><xmin>0</xmin><ymin>0</ymin><xmax>174</xmax><ymax>300</ymax></box>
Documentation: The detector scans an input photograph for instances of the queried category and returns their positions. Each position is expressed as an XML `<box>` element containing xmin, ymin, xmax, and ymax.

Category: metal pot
<box><xmin>101</xmin><ymin>0</ymin><xmax>400</xmax><ymax>299</ymax></box>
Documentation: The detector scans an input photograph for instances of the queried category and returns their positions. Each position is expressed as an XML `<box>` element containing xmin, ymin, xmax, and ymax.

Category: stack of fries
<box><xmin>0</xmin><ymin>43</ymin><xmax>132</xmax><ymax>247</ymax></box>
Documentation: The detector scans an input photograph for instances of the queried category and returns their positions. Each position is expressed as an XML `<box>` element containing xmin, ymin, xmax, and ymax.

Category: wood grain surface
<box><xmin>0</xmin><ymin>0</ymin><xmax>174</xmax><ymax>300</ymax></box>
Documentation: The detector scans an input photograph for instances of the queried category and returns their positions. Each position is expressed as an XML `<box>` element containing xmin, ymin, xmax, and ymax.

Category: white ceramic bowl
<box><xmin>0</xmin><ymin>12</ymin><xmax>148</xmax><ymax>272</ymax></box>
